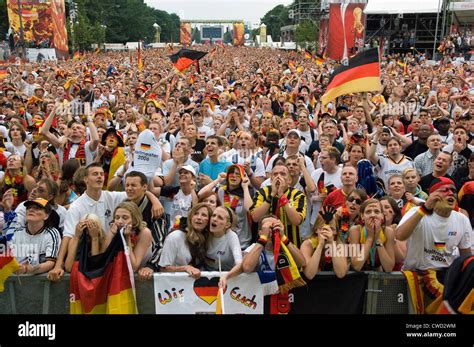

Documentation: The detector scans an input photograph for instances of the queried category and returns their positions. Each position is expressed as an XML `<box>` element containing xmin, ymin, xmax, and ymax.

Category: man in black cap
<box><xmin>434</xmin><ymin>116</ymin><xmax>453</xmax><ymax>145</ymax></box>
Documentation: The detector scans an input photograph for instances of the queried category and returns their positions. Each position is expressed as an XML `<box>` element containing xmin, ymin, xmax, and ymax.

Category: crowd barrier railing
<box><xmin>0</xmin><ymin>271</ymin><xmax>412</xmax><ymax>314</ymax></box>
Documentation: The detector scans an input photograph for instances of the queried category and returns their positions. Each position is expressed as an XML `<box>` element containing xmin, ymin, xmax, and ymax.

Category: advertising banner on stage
<box><xmin>180</xmin><ymin>22</ymin><xmax>192</xmax><ymax>46</ymax></box>
<box><xmin>327</xmin><ymin>2</ymin><xmax>366</xmax><ymax>61</ymax></box>
<box><xmin>153</xmin><ymin>272</ymin><xmax>263</xmax><ymax>314</ymax></box>
<box><xmin>6</xmin><ymin>0</ymin><xmax>68</xmax><ymax>58</ymax></box>
<box><xmin>233</xmin><ymin>23</ymin><xmax>245</xmax><ymax>46</ymax></box>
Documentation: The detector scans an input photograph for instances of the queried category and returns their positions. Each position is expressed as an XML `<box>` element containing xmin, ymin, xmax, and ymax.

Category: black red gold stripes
<box><xmin>322</xmin><ymin>48</ymin><xmax>381</xmax><ymax>105</ymax></box>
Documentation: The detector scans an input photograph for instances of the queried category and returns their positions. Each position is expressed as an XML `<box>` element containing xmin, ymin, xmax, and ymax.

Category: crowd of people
<box><xmin>0</xmin><ymin>43</ymin><xmax>473</xmax><ymax>309</ymax></box>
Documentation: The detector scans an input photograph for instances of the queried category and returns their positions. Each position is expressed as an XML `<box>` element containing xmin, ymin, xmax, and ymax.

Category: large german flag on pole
<box><xmin>70</xmin><ymin>231</ymin><xmax>137</xmax><ymax>314</ymax></box>
<box><xmin>321</xmin><ymin>48</ymin><xmax>382</xmax><ymax>105</ymax></box>
<box><xmin>169</xmin><ymin>48</ymin><xmax>207</xmax><ymax>73</ymax></box>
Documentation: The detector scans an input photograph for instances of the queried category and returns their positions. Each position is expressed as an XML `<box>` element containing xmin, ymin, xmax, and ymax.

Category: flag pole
<box><xmin>218</xmin><ymin>254</ymin><xmax>225</xmax><ymax>314</ymax></box>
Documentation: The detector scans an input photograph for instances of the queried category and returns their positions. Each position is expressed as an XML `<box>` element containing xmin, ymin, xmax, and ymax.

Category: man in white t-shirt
<box><xmin>266</xmin><ymin>129</ymin><xmax>314</xmax><ymax>177</ymax></box>
<box><xmin>368</xmin><ymin>136</ymin><xmax>414</xmax><ymax>190</ymax></box>
<box><xmin>223</xmin><ymin>131</ymin><xmax>266</xmax><ymax>189</ymax></box>
<box><xmin>397</xmin><ymin>177</ymin><xmax>471</xmax><ymax>271</ymax></box>
<box><xmin>310</xmin><ymin>147</ymin><xmax>342</xmax><ymax>226</ymax></box>
<box><xmin>192</xmin><ymin>110</ymin><xmax>212</xmax><ymax>140</ymax></box>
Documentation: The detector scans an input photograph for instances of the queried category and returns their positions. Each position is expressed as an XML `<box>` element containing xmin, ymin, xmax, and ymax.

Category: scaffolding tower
<box><xmin>289</xmin><ymin>0</ymin><xmax>324</xmax><ymax>25</ymax></box>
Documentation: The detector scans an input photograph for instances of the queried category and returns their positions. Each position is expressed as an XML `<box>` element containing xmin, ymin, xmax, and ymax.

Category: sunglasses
<box><xmin>347</xmin><ymin>196</ymin><xmax>363</xmax><ymax>205</ymax></box>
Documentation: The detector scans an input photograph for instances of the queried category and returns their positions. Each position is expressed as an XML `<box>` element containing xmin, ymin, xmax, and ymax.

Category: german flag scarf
<box><xmin>273</xmin><ymin>233</ymin><xmax>306</xmax><ymax>293</ymax></box>
<box><xmin>270</xmin><ymin>231</ymin><xmax>306</xmax><ymax>314</ymax></box>
<box><xmin>70</xmin><ymin>231</ymin><xmax>137</xmax><ymax>314</ymax></box>
<box><xmin>102</xmin><ymin>147</ymin><xmax>126</xmax><ymax>189</ymax></box>
<box><xmin>63</xmin><ymin>139</ymin><xmax>87</xmax><ymax>166</ymax></box>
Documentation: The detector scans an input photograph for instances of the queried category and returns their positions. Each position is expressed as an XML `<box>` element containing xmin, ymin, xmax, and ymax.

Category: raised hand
<box><xmin>319</xmin><ymin>205</ymin><xmax>337</xmax><ymax>224</ymax></box>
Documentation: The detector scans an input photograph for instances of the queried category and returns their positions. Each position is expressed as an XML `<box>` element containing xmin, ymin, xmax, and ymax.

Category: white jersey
<box><xmin>377</xmin><ymin>154</ymin><xmax>414</xmax><ymax>189</ymax></box>
<box><xmin>265</xmin><ymin>151</ymin><xmax>315</xmax><ymax>174</ymax></box>
<box><xmin>10</xmin><ymin>226</ymin><xmax>61</xmax><ymax>265</ymax></box>
<box><xmin>63</xmin><ymin>191</ymin><xmax>127</xmax><ymax>238</ymax></box>
<box><xmin>158</xmin><ymin>230</ymin><xmax>192</xmax><ymax>267</ymax></box>
<box><xmin>168</xmin><ymin>190</ymin><xmax>193</xmax><ymax>231</ymax></box>
<box><xmin>205</xmin><ymin>230</ymin><xmax>242</xmax><ymax>271</ymax></box>
<box><xmin>223</xmin><ymin>149</ymin><xmax>266</xmax><ymax>178</ymax></box>
<box><xmin>399</xmin><ymin>207</ymin><xmax>472</xmax><ymax>271</ymax></box>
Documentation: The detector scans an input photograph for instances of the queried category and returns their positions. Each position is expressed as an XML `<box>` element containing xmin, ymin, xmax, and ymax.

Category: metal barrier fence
<box><xmin>0</xmin><ymin>272</ymin><xmax>412</xmax><ymax>314</ymax></box>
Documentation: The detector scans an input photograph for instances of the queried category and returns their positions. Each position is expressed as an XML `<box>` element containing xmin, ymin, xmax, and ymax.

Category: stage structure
<box><xmin>180</xmin><ymin>20</ymin><xmax>245</xmax><ymax>46</ymax></box>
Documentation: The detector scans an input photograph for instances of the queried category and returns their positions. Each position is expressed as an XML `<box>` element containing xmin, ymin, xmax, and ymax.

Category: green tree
<box><xmin>72</xmin><ymin>15</ymin><xmax>105</xmax><ymax>50</ymax></box>
<box><xmin>261</xmin><ymin>4</ymin><xmax>291</xmax><ymax>41</ymax></box>
<box><xmin>0</xmin><ymin>1</ymin><xmax>8</xmax><ymax>40</ymax></box>
<box><xmin>295</xmin><ymin>21</ymin><xmax>318</xmax><ymax>49</ymax></box>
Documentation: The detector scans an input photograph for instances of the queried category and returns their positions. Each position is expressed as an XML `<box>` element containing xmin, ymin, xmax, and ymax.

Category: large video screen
<box><xmin>201</xmin><ymin>26</ymin><xmax>223</xmax><ymax>39</ymax></box>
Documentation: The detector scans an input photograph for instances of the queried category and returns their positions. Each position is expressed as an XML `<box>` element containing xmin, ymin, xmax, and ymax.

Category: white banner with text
<box><xmin>153</xmin><ymin>272</ymin><xmax>263</xmax><ymax>314</ymax></box>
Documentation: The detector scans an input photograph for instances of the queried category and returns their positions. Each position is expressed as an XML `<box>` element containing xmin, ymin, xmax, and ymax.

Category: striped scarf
<box><xmin>269</xmin><ymin>232</ymin><xmax>306</xmax><ymax>314</ymax></box>
<box><xmin>63</xmin><ymin>139</ymin><xmax>86</xmax><ymax>166</ymax></box>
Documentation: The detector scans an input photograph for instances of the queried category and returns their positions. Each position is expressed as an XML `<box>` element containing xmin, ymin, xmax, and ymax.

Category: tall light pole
<box><xmin>17</xmin><ymin>0</ymin><xmax>26</xmax><ymax>59</ymax></box>
<box><xmin>432</xmin><ymin>0</ymin><xmax>443</xmax><ymax>60</ymax></box>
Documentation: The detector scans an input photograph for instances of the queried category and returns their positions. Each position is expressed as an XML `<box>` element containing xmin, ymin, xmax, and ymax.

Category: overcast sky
<box><xmin>145</xmin><ymin>0</ymin><xmax>293</xmax><ymax>26</ymax></box>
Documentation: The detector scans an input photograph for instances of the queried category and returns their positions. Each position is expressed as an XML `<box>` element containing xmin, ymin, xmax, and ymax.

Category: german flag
<box><xmin>314</xmin><ymin>54</ymin><xmax>324</xmax><ymax>66</ymax></box>
<box><xmin>73</xmin><ymin>51</ymin><xmax>80</xmax><ymax>60</ymax></box>
<box><xmin>0</xmin><ymin>68</ymin><xmax>7</xmax><ymax>80</ymax></box>
<box><xmin>321</xmin><ymin>48</ymin><xmax>381</xmax><ymax>105</ymax></box>
<box><xmin>140</xmin><ymin>143</ymin><xmax>151</xmax><ymax>150</ymax></box>
<box><xmin>169</xmin><ymin>48</ymin><xmax>207</xmax><ymax>73</ymax></box>
<box><xmin>70</xmin><ymin>232</ymin><xmax>137</xmax><ymax>314</ymax></box>
<box><xmin>0</xmin><ymin>256</ymin><xmax>19</xmax><ymax>292</ymax></box>
<box><xmin>288</xmin><ymin>60</ymin><xmax>296</xmax><ymax>68</ymax></box>
<box><xmin>304</xmin><ymin>49</ymin><xmax>313</xmax><ymax>60</ymax></box>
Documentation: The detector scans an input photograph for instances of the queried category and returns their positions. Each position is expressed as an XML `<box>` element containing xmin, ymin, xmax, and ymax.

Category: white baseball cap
<box><xmin>179</xmin><ymin>165</ymin><xmax>196</xmax><ymax>177</ymax></box>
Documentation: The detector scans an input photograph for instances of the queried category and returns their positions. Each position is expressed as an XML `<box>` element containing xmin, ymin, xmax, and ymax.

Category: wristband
<box><xmin>281</xmin><ymin>235</ymin><xmax>290</xmax><ymax>245</ymax></box>
<box><xmin>419</xmin><ymin>203</ymin><xmax>432</xmax><ymax>216</ymax></box>
<box><xmin>279</xmin><ymin>195</ymin><xmax>289</xmax><ymax>207</ymax></box>
<box><xmin>257</xmin><ymin>235</ymin><xmax>268</xmax><ymax>246</ymax></box>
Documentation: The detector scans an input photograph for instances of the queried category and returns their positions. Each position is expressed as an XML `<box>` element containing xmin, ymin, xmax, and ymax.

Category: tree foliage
<box><xmin>260</xmin><ymin>4</ymin><xmax>291</xmax><ymax>41</ymax></box>
<box><xmin>295</xmin><ymin>21</ymin><xmax>318</xmax><ymax>49</ymax></box>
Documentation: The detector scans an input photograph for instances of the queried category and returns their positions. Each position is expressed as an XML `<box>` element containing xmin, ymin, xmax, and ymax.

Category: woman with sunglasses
<box><xmin>349</xmin><ymin>199</ymin><xmax>396</xmax><ymax>272</ymax></box>
<box><xmin>334</xmin><ymin>189</ymin><xmax>368</xmax><ymax>243</ymax></box>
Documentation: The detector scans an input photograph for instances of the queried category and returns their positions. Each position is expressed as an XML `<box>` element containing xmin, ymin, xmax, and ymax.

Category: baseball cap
<box><xmin>286</xmin><ymin>129</ymin><xmax>301</xmax><ymax>139</ymax></box>
<box><xmin>179</xmin><ymin>165</ymin><xmax>196</xmax><ymax>177</ymax></box>
<box><xmin>24</xmin><ymin>198</ymin><xmax>53</xmax><ymax>214</ymax></box>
